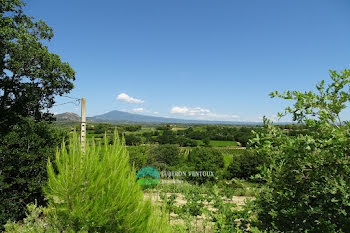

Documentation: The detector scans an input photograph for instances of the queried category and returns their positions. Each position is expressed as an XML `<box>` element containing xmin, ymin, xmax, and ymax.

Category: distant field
<box><xmin>172</xmin><ymin>127</ymin><xmax>187</xmax><ymax>131</ymax></box>
<box><xmin>216</xmin><ymin>148</ymin><xmax>246</xmax><ymax>156</ymax></box>
<box><xmin>210</xmin><ymin>140</ymin><xmax>238</xmax><ymax>147</ymax></box>
<box><xmin>194</xmin><ymin>140</ymin><xmax>238</xmax><ymax>147</ymax></box>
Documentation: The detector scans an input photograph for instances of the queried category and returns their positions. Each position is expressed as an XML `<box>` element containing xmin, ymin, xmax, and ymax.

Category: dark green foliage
<box><xmin>156</xmin><ymin>129</ymin><xmax>177</xmax><ymax>144</ymax></box>
<box><xmin>251</xmin><ymin>69</ymin><xmax>350</xmax><ymax>232</ymax></box>
<box><xmin>0</xmin><ymin>118</ymin><xmax>67</xmax><ymax>228</ymax></box>
<box><xmin>93</xmin><ymin>123</ymin><xmax>113</xmax><ymax>134</ymax></box>
<box><xmin>148</xmin><ymin>144</ymin><xmax>182</xmax><ymax>169</ymax></box>
<box><xmin>202</xmin><ymin>137</ymin><xmax>210</xmax><ymax>147</ymax></box>
<box><xmin>121</xmin><ymin>124</ymin><xmax>142</xmax><ymax>132</ymax></box>
<box><xmin>156</xmin><ymin>124</ymin><xmax>172</xmax><ymax>130</ymax></box>
<box><xmin>181</xmin><ymin>125</ymin><xmax>255</xmax><ymax>146</ymax></box>
<box><xmin>0</xmin><ymin>1</ymin><xmax>75</xmax><ymax>228</ymax></box>
<box><xmin>177</xmin><ymin>136</ymin><xmax>198</xmax><ymax>147</ymax></box>
<box><xmin>187</xmin><ymin>148</ymin><xmax>224</xmax><ymax>184</ymax></box>
<box><xmin>225</xmin><ymin>150</ymin><xmax>269</xmax><ymax>180</ymax></box>
<box><xmin>252</xmin><ymin>123</ymin><xmax>350</xmax><ymax>232</ymax></box>
<box><xmin>142</xmin><ymin>131</ymin><xmax>154</xmax><ymax>143</ymax></box>
<box><xmin>0</xmin><ymin>0</ymin><xmax>75</xmax><ymax>134</ymax></box>
<box><xmin>124</xmin><ymin>133</ymin><xmax>142</xmax><ymax>145</ymax></box>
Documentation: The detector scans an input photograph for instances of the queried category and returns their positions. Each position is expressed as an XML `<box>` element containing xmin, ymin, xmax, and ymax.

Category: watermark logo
<box><xmin>160</xmin><ymin>170</ymin><xmax>214</xmax><ymax>178</ymax></box>
<box><xmin>137</xmin><ymin>167</ymin><xmax>215</xmax><ymax>188</ymax></box>
<box><xmin>136</xmin><ymin>166</ymin><xmax>160</xmax><ymax>189</ymax></box>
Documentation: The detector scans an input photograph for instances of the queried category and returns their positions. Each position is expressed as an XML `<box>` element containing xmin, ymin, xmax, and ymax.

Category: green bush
<box><xmin>187</xmin><ymin>148</ymin><xmax>224</xmax><ymax>184</ymax></box>
<box><xmin>148</xmin><ymin>144</ymin><xmax>182</xmax><ymax>169</ymax></box>
<box><xmin>4</xmin><ymin>203</ymin><xmax>60</xmax><ymax>233</ymax></box>
<box><xmin>124</xmin><ymin>133</ymin><xmax>142</xmax><ymax>145</ymax></box>
<box><xmin>44</xmin><ymin>132</ymin><xmax>171</xmax><ymax>232</ymax></box>
<box><xmin>252</xmin><ymin>123</ymin><xmax>350</xmax><ymax>232</ymax></box>
<box><xmin>127</xmin><ymin>146</ymin><xmax>150</xmax><ymax>171</ymax></box>
<box><xmin>250</xmin><ymin>69</ymin><xmax>350</xmax><ymax>232</ymax></box>
<box><xmin>156</xmin><ymin>130</ymin><xmax>177</xmax><ymax>144</ymax></box>
<box><xmin>225</xmin><ymin>150</ymin><xmax>269</xmax><ymax>180</ymax></box>
<box><xmin>0</xmin><ymin>118</ymin><xmax>67</xmax><ymax>229</ymax></box>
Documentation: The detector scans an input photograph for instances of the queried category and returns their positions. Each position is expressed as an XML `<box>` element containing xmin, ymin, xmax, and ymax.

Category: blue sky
<box><xmin>25</xmin><ymin>0</ymin><xmax>350</xmax><ymax>122</ymax></box>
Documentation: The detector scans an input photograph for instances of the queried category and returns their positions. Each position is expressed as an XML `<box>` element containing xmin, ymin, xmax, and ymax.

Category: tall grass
<box><xmin>44</xmin><ymin>131</ymin><xmax>171</xmax><ymax>232</ymax></box>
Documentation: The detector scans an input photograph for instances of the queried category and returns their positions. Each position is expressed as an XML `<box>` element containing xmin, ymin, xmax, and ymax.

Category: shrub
<box><xmin>252</xmin><ymin>123</ymin><xmax>350</xmax><ymax>232</ymax></box>
<box><xmin>148</xmin><ymin>144</ymin><xmax>182</xmax><ymax>169</ymax></box>
<box><xmin>187</xmin><ymin>148</ymin><xmax>224</xmax><ymax>184</ymax></box>
<box><xmin>44</xmin><ymin>132</ymin><xmax>171</xmax><ymax>232</ymax></box>
<box><xmin>127</xmin><ymin>146</ymin><xmax>150</xmax><ymax>171</ymax></box>
<box><xmin>4</xmin><ymin>203</ymin><xmax>60</xmax><ymax>233</ymax></box>
<box><xmin>225</xmin><ymin>149</ymin><xmax>269</xmax><ymax>180</ymax></box>
<box><xmin>0</xmin><ymin>118</ymin><xmax>67</xmax><ymax>229</ymax></box>
<box><xmin>156</xmin><ymin>130</ymin><xmax>177</xmax><ymax>144</ymax></box>
<box><xmin>124</xmin><ymin>133</ymin><xmax>142</xmax><ymax>145</ymax></box>
<box><xmin>250</xmin><ymin>69</ymin><xmax>350</xmax><ymax>232</ymax></box>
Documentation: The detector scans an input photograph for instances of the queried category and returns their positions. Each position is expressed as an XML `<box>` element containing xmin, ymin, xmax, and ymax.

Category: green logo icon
<box><xmin>137</xmin><ymin>166</ymin><xmax>160</xmax><ymax>189</ymax></box>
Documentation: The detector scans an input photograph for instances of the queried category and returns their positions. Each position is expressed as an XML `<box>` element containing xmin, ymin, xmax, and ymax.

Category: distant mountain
<box><xmin>87</xmin><ymin>110</ymin><xmax>262</xmax><ymax>125</ymax></box>
<box><xmin>54</xmin><ymin>112</ymin><xmax>80</xmax><ymax>122</ymax></box>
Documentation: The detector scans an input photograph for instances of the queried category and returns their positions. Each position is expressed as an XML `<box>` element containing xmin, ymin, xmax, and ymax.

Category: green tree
<box><xmin>93</xmin><ymin>123</ymin><xmax>113</xmax><ymax>134</ymax></box>
<box><xmin>45</xmin><ymin>132</ymin><xmax>171</xmax><ymax>232</ymax></box>
<box><xmin>202</xmin><ymin>137</ymin><xmax>210</xmax><ymax>147</ymax></box>
<box><xmin>0</xmin><ymin>118</ymin><xmax>67</xmax><ymax>228</ymax></box>
<box><xmin>250</xmin><ymin>69</ymin><xmax>350</xmax><ymax>232</ymax></box>
<box><xmin>124</xmin><ymin>133</ymin><xmax>142</xmax><ymax>146</ymax></box>
<box><xmin>0</xmin><ymin>0</ymin><xmax>75</xmax><ymax>134</ymax></box>
<box><xmin>187</xmin><ymin>148</ymin><xmax>224</xmax><ymax>184</ymax></box>
<box><xmin>156</xmin><ymin>129</ymin><xmax>177</xmax><ymax>144</ymax></box>
<box><xmin>127</xmin><ymin>146</ymin><xmax>150</xmax><ymax>171</ymax></box>
<box><xmin>0</xmin><ymin>0</ymin><xmax>75</xmax><ymax>228</ymax></box>
<box><xmin>148</xmin><ymin>144</ymin><xmax>182</xmax><ymax>169</ymax></box>
<box><xmin>225</xmin><ymin>149</ymin><xmax>269</xmax><ymax>180</ymax></box>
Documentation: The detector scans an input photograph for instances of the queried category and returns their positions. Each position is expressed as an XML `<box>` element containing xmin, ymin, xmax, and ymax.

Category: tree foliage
<box><xmin>0</xmin><ymin>0</ymin><xmax>75</xmax><ymax>227</ymax></box>
<box><xmin>250</xmin><ymin>69</ymin><xmax>350</xmax><ymax>232</ymax></box>
<box><xmin>148</xmin><ymin>144</ymin><xmax>182</xmax><ymax>169</ymax></box>
<box><xmin>45</xmin><ymin>132</ymin><xmax>171</xmax><ymax>232</ymax></box>
<box><xmin>0</xmin><ymin>118</ymin><xmax>67</xmax><ymax>228</ymax></box>
<box><xmin>225</xmin><ymin>149</ymin><xmax>269</xmax><ymax>181</ymax></box>
<box><xmin>0</xmin><ymin>0</ymin><xmax>75</xmax><ymax>134</ymax></box>
<box><xmin>187</xmin><ymin>148</ymin><xmax>224</xmax><ymax>184</ymax></box>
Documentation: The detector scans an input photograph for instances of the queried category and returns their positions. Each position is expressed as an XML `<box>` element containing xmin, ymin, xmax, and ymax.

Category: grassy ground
<box><xmin>195</xmin><ymin>140</ymin><xmax>239</xmax><ymax>147</ymax></box>
<box><xmin>209</xmin><ymin>140</ymin><xmax>238</xmax><ymax>147</ymax></box>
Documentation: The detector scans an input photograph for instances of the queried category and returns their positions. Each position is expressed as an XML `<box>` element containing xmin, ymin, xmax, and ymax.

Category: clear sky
<box><xmin>24</xmin><ymin>0</ymin><xmax>350</xmax><ymax>122</ymax></box>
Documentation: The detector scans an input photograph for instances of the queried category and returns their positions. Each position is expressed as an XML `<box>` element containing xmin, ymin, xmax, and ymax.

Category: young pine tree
<box><xmin>44</xmin><ymin>132</ymin><xmax>171</xmax><ymax>232</ymax></box>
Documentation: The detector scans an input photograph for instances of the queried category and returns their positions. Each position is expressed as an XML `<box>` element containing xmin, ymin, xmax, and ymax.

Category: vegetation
<box><xmin>187</xmin><ymin>148</ymin><xmax>225</xmax><ymax>184</ymax></box>
<box><xmin>0</xmin><ymin>119</ymin><xmax>67</xmax><ymax>228</ymax></box>
<box><xmin>1</xmin><ymin>2</ymin><xmax>348</xmax><ymax>230</ymax></box>
<box><xmin>0</xmin><ymin>0</ymin><xmax>75</xmax><ymax>134</ymax></box>
<box><xmin>225</xmin><ymin>149</ymin><xmax>269</xmax><ymax>181</ymax></box>
<box><xmin>0</xmin><ymin>0</ymin><xmax>75</xmax><ymax>228</ymax></box>
<box><xmin>250</xmin><ymin>69</ymin><xmax>350</xmax><ymax>232</ymax></box>
<box><xmin>4</xmin><ymin>69</ymin><xmax>350</xmax><ymax>232</ymax></box>
<box><xmin>4</xmin><ymin>204</ymin><xmax>60</xmax><ymax>232</ymax></box>
<box><xmin>148</xmin><ymin>144</ymin><xmax>182</xmax><ymax>169</ymax></box>
<box><xmin>44</xmin><ymin>132</ymin><xmax>171</xmax><ymax>232</ymax></box>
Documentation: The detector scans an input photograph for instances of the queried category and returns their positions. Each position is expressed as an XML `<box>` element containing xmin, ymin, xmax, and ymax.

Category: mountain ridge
<box><xmin>55</xmin><ymin>110</ymin><xmax>294</xmax><ymax>125</ymax></box>
<box><xmin>87</xmin><ymin>110</ymin><xmax>262</xmax><ymax>125</ymax></box>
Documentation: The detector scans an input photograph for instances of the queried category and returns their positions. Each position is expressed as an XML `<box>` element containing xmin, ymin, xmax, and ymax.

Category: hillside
<box><xmin>87</xmin><ymin>110</ymin><xmax>261</xmax><ymax>125</ymax></box>
<box><xmin>54</xmin><ymin>112</ymin><xmax>80</xmax><ymax>122</ymax></box>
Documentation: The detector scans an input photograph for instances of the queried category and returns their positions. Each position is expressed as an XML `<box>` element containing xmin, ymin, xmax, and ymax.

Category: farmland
<box><xmin>2</xmin><ymin>0</ymin><xmax>350</xmax><ymax>231</ymax></box>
